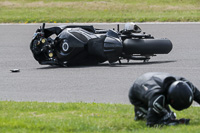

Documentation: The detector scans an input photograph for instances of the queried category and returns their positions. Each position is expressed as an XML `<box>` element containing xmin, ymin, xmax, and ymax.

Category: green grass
<box><xmin>0</xmin><ymin>101</ymin><xmax>200</xmax><ymax>132</ymax></box>
<box><xmin>0</xmin><ymin>0</ymin><xmax>200</xmax><ymax>23</ymax></box>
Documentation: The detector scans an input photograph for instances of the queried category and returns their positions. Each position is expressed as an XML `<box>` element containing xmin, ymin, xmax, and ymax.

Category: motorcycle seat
<box><xmin>64</xmin><ymin>25</ymin><xmax>95</xmax><ymax>33</ymax></box>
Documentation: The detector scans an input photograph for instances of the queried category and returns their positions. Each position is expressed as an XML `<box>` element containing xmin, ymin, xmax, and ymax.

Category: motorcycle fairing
<box><xmin>55</xmin><ymin>27</ymin><xmax>123</xmax><ymax>65</ymax></box>
<box><xmin>104</xmin><ymin>30</ymin><xmax>123</xmax><ymax>63</ymax></box>
<box><xmin>87</xmin><ymin>30</ymin><xmax>123</xmax><ymax>63</ymax></box>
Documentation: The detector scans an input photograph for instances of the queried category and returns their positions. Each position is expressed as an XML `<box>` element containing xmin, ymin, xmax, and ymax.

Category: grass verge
<box><xmin>0</xmin><ymin>0</ymin><xmax>200</xmax><ymax>23</ymax></box>
<box><xmin>0</xmin><ymin>101</ymin><xmax>200</xmax><ymax>132</ymax></box>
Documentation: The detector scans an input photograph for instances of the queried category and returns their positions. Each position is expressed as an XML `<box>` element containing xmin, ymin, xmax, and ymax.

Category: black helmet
<box><xmin>167</xmin><ymin>81</ymin><xmax>193</xmax><ymax>111</ymax></box>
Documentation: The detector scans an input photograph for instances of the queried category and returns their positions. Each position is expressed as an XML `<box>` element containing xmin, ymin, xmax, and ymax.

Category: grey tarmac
<box><xmin>0</xmin><ymin>23</ymin><xmax>200</xmax><ymax>104</ymax></box>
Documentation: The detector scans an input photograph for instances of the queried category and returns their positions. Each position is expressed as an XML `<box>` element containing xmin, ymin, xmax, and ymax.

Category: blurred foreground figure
<box><xmin>129</xmin><ymin>72</ymin><xmax>200</xmax><ymax>126</ymax></box>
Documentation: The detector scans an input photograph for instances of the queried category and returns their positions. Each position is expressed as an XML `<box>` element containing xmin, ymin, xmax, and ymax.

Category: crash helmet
<box><xmin>125</xmin><ymin>22</ymin><xmax>136</xmax><ymax>31</ymax></box>
<box><xmin>167</xmin><ymin>81</ymin><xmax>193</xmax><ymax>111</ymax></box>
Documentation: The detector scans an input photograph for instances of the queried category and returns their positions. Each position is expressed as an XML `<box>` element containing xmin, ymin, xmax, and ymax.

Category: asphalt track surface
<box><xmin>0</xmin><ymin>23</ymin><xmax>200</xmax><ymax>104</ymax></box>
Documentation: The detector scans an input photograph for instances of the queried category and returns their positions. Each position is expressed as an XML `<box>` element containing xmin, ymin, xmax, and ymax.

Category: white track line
<box><xmin>1</xmin><ymin>22</ymin><xmax>200</xmax><ymax>25</ymax></box>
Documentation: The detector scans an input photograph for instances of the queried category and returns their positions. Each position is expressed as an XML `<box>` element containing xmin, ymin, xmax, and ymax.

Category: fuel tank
<box><xmin>55</xmin><ymin>28</ymin><xmax>98</xmax><ymax>61</ymax></box>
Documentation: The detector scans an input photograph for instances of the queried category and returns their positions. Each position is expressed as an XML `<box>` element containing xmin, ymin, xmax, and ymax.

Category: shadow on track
<box><xmin>121</xmin><ymin>60</ymin><xmax>176</xmax><ymax>66</ymax></box>
<box><xmin>36</xmin><ymin>60</ymin><xmax>176</xmax><ymax>69</ymax></box>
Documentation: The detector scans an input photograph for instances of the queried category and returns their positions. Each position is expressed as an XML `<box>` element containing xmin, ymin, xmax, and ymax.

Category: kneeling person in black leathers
<box><xmin>128</xmin><ymin>72</ymin><xmax>200</xmax><ymax>126</ymax></box>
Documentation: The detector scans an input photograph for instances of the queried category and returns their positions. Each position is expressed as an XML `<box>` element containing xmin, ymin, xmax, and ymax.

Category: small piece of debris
<box><xmin>10</xmin><ymin>69</ymin><xmax>20</xmax><ymax>73</ymax></box>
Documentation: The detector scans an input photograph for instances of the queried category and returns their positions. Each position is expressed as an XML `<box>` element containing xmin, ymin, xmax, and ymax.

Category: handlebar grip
<box><xmin>42</xmin><ymin>23</ymin><xmax>45</xmax><ymax>32</ymax></box>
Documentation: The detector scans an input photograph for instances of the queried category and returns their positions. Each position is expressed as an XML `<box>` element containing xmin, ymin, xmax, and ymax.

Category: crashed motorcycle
<box><xmin>30</xmin><ymin>23</ymin><xmax>173</xmax><ymax>66</ymax></box>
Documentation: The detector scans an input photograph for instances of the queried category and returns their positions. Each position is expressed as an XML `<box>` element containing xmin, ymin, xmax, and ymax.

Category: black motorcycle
<box><xmin>30</xmin><ymin>23</ymin><xmax>172</xmax><ymax>66</ymax></box>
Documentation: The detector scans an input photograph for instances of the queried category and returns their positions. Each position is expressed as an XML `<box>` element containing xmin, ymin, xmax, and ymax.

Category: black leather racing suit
<box><xmin>129</xmin><ymin>72</ymin><xmax>200</xmax><ymax>126</ymax></box>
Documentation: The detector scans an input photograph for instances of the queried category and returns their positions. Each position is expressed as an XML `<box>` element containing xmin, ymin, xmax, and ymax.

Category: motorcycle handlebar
<box><xmin>42</xmin><ymin>23</ymin><xmax>45</xmax><ymax>33</ymax></box>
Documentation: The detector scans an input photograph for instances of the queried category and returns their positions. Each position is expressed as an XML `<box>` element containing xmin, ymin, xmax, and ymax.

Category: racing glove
<box><xmin>159</xmin><ymin>113</ymin><xmax>190</xmax><ymax>126</ymax></box>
